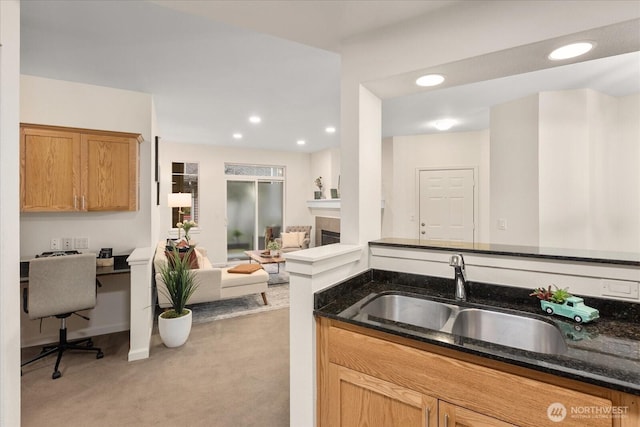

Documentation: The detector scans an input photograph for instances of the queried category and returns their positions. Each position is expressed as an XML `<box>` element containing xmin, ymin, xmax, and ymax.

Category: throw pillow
<box><xmin>281</xmin><ymin>232</ymin><xmax>301</xmax><ymax>249</ymax></box>
<box><xmin>296</xmin><ymin>231</ymin><xmax>307</xmax><ymax>247</ymax></box>
<box><xmin>228</xmin><ymin>264</ymin><xmax>263</xmax><ymax>274</ymax></box>
<box><xmin>165</xmin><ymin>249</ymin><xmax>199</xmax><ymax>270</ymax></box>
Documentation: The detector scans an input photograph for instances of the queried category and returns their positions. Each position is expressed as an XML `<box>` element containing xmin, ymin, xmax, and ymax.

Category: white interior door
<box><xmin>419</xmin><ymin>169</ymin><xmax>475</xmax><ymax>243</ymax></box>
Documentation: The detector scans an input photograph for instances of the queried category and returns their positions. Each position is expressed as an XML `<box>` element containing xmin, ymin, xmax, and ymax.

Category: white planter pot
<box><xmin>158</xmin><ymin>309</ymin><xmax>192</xmax><ymax>348</ymax></box>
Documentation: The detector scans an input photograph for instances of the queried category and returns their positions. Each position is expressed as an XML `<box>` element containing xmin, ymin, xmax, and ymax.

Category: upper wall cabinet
<box><xmin>20</xmin><ymin>124</ymin><xmax>143</xmax><ymax>212</ymax></box>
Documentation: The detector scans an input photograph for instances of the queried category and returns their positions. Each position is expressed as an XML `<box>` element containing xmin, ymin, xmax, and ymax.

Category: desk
<box><xmin>20</xmin><ymin>254</ymin><xmax>133</xmax><ymax>349</ymax></box>
<box><xmin>20</xmin><ymin>254</ymin><xmax>131</xmax><ymax>283</ymax></box>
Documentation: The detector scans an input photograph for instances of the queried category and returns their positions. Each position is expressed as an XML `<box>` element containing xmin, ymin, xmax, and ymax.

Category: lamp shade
<box><xmin>168</xmin><ymin>192</ymin><xmax>191</xmax><ymax>208</ymax></box>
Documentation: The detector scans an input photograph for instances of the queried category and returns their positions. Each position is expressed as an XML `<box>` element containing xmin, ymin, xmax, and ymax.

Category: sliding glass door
<box><xmin>226</xmin><ymin>179</ymin><xmax>283</xmax><ymax>260</ymax></box>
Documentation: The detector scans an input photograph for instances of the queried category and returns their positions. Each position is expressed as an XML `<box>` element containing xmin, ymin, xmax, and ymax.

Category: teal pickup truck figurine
<box><xmin>530</xmin><ymin>286</ymin><xmax>599</xmax><ymax>324</ymax></box>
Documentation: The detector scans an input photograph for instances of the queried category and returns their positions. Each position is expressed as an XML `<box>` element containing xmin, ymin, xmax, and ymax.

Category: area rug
<box><xmin>191</xmin><ymin>283</ymin><xmax>289</xmax><ymax>324</ymax></box>
<box><xmin>263</xmin><ymin>262</ymin><xmax>289</xmax><ymax>285</ymax></box>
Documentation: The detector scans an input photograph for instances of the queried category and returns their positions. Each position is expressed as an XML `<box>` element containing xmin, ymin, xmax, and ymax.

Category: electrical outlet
<box><xmin>74</xmin><ymin>237</ymin><xmax>89</xmax><ymax>249</ymax></box>
<box><xmin>50</xmin><ymin>238</ymin><xmax>61</xmax><ymax>250</ymax></box>
<box><xmin>62</xmin><ymin>238</ymin><xmax>73</xmax><ymax>250</ymax></box>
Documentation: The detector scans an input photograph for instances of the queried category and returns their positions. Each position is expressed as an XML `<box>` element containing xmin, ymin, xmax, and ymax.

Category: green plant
<box><xmin>267</xmin><ymin>240</ymin><xmax>281</xmax><ymax>251</ymax></box>
<box><xmin>530</xmin><ymin>285</ymin><xmax>572</xmax><ymax>303</ymax></box>
<box><xmin>232</xmin><ymin>229</ymin><xmax>243</xmax><ymax>242</ymax></box>
<box><xmin>158</xmin><ymin>244</ymin><xmax>199</xmax><ymax>318</ymax></box>
<box><xmin>550</xmin><ymin>285</ymin><xmax>571</xmax><ymax>304</ymax></box>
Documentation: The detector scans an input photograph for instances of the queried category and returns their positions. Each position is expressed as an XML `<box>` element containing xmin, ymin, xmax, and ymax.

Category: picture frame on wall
<box><xmin>155</xmin><ymin>136</ymin><xmax>160</xmax><ymax>205</ymax></box>
<box><xmin>154</xmin><ymin>136</ymin><xmax>160</xmax><ymax>182</ymax></box>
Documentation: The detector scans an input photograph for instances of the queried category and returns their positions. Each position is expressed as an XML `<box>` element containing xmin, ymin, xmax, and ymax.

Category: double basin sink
<box><xmin>339</xmin><ymin>292</ymin><xmax>568</xmax><ymax>355</ymax></box>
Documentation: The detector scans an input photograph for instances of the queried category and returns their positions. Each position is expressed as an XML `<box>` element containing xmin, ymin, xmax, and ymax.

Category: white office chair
<box><xmin>21</xmin><ymin>253</ymin><xmax>104</xmax><ymax>379</ymax></box>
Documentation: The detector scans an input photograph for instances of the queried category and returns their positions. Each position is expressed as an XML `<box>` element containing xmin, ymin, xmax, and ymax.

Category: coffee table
<box><xmin>244</xmin><ymin>250</ymin><xmax>286</xmax><ymax>273</ymax></box>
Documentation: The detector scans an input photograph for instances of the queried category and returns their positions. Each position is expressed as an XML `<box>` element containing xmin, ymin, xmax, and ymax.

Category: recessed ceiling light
<box><xmin>232</xmin><ymin>133</ymin><xmax>242</xmax><ymax>139</ymax></box>
<box><xmin>249</xmin><ymin>115</ymin><xmax>261</xmax><ymax>124</ymax></box>
<box><xmin>433</xmin><ymin>119</ymin><xmax>456</xmax><ymax>131</ymax></box>
<box><xmin>548</xmin><ymin>42</ymin><xmax>594</xmax><ymax>60</ymax></box>
<box><xmin>416</xmin><ymin>74</ymin><xmax>445</xmax><ymax>87</ymax></box>
<box><xmin>325</xmin><ymin>126</ymin><xmax>336</xmax><ymax>134</ymax></box>
<box><xmin>297</xmin><ymin>140</ymin><xmax>306</xmax><ymax>145</ymax></box>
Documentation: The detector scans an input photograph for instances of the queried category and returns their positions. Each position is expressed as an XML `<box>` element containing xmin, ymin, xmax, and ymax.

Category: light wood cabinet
<box><xmin>20</xmin><ymin>124</ymin><xmax>142</xmax><ymax>212</ymax></box>
<box><xmin>439</xmin><ymin>401</ymin><xmax>516</xmax><ymax>427</ymax></box>
<box><xmin>317</xmin><ymin>317</ymin><xmax>639</xmax><ymax>427</ymax></box>
<box><xmin>328</xmin><ymin>363</ymin><xmax>437</xmax><ymax>427</ymax></box>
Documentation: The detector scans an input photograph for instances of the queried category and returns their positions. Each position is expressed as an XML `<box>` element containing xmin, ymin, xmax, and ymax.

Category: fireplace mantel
<box><xmin>306</xmin><ymin>199</ymin><xmax>340</xmax><ymax>209</ymax></box>
<box><xmin>306</xmin><ymin>199</ymin><xmax>385</xmax><ymax>209</ymax></box>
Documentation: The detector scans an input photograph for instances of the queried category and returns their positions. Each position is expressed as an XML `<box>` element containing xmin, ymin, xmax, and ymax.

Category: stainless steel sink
<box><xmin>450</xmin><ymin>308</ymin><xmax>568</xmax><ymax>354</ymax></box>
<box><xmin>359</xmin><ymin>293</ymin><xmax>456</xmax><ymax>331</ymax></box>
<box><xmin>339</xmin><ymin>292</ymin><xmax>568</xmax><ymax>355</ymax></box>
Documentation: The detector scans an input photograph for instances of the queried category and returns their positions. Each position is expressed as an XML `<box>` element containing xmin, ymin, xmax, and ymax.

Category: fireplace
<box><xmin>315</xmin><ymin>216</ymin><xmax>340</xmax><ymax>246</ymax></box>
<box><xmin>321</xmin><ymin>230</ymin><xmax>340</xmax><ymax>245</ymax></box>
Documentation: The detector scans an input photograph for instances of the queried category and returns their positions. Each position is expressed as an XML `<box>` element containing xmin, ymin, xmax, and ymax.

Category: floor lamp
<box><xmin>168</xmin><ymin>192</ymin><xmax>191</xmax><ymax>240</ymax></box>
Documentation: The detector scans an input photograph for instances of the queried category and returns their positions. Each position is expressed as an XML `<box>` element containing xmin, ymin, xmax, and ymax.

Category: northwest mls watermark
<box><xmin>547</xmin><ymin>402</ymin><xmax>629</xmax><ymax>422</ymax></box>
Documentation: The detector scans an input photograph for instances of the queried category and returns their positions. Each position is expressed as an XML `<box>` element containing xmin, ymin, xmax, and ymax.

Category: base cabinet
<box><xmin>439</xmin><ymin>401</ymin><xmax>516</xmax><ymax>427</ymax></box>
<box><xmin>329</xmin><ymin>364</ymin><xmax>437</xmax><ymax>427</ymax></box>
<box><xmin>317</xmin><ymin>317</ymin><xmax>639</xmax><ymax>427</ymax></box>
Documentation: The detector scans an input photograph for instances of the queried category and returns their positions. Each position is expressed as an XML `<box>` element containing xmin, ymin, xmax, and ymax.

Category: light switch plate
<box><xmin>74</xmin><ymin>237</ymin><xmax>89</xmax><ymax>249</ymax></box>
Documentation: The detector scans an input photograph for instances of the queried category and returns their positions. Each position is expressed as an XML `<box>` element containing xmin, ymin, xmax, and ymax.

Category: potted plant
<box><xmin>177</xmin><ymin>219</ymin><xmax>197</xmax><ymax>243</ymax></box>
<box><xmin>530</xmin><ymin>285</ymin><xmax>599</xmax><ymax>323</ymax></box>
<box><xmin>267</xmin><ymin>240</ymin><xmax>281</xmax><ymax>257</ymax></box>
<box><xmin>157</xmin><ymin>244</ymin><xmax>199</xmax><ymax>347</ymax></box>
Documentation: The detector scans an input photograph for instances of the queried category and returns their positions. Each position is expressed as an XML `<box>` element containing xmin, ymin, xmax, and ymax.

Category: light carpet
<box><xmin>189</xmin><ymin>262</ymin><xmax>290</xmax><ymax>324</ymax></box>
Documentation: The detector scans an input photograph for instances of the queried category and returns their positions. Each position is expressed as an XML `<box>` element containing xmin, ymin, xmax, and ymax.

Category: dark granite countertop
<box><xmin>314</xmin><ymin>269</ymin><xmax>640</xmax><ymax>396</ymax></box>
<box><xmin>370</xmin><ymin>238</ymin><xmax>640</xmax><ymax>266</ymax></box>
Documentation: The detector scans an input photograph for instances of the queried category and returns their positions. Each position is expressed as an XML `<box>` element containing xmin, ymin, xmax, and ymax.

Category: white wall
<box><xmin>310</xmin><ymin>149</ymin><xmax>332</xmax><ymax>198</ymax></box>
<box><xmin>0</xmin><ymin>1</ymin><xmax>22</xmax><ymax>425</ymax></box>
<box><xmin>490</xmin><ymin>94</ymin><xmax>540</xmax><ymax>246</ymax></box>
<box><xmin>383</xmin><ymin>130</ymin><xmax>490</xmax><ymax>242</ymax></box>
<box><xmin>19</xmin><ymin>75</ymin><xmax>154</xmax><ymax>258</ymax></box>
<box><xmin>538</xmin><ymin>89</ymin><xmax>639</xmax><ymax>254</ymax></box>
<box><xmin>159</xmin><ymin>142</ymin><xmax>314</xmax><ymax>263</ymax></box>
<box><xmin>310</xmin><ymin>146</ymin><xmax>341</xmax><ymax>197</ymax></box>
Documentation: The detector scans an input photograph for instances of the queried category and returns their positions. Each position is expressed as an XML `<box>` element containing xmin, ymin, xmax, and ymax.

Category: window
<box><xmin>225</xmin><ymin>164</ymin><xmax>285</xmax><ymax>260</ymax></box>
<box><xmin>171</xmin><ymin>162</ymin><xmax>199</xmax><ymax>227</ymax></box>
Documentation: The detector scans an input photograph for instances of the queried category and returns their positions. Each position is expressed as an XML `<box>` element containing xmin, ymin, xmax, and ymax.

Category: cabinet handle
<box><xmin>82</xmin><ymin>195</ymin><xmax>86</xmax><ymax>210</ymax></box>
<box><xmin>73</xmin><ymin>195</ymin><xmax>78</xmax><ymax>210</ymax></box>
<box><xmin>425</xmin><ymin>408</ymin><xmax>430</xmax><ymax>427</ymax></box>
<box><xmin>444</xmin><ymin>413</ymin><xmax>449</xmax><ymax>427</ymax></box>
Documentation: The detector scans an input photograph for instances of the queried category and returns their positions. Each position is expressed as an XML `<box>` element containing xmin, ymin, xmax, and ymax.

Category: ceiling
<box><xmin>20</xmin><ymin>2</ymin><xmax>640</xmax><ymax>151</ymax></box>
<box><xmin>20</xmin><ymin>0</ymin><xmax>457</xmax><ymax>153</ymax></box>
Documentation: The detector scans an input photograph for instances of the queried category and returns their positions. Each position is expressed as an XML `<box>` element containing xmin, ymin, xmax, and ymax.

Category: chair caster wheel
<box><xmin>96</xmin><ymin>351</ymin><xmax>104</xmax><ymax>359</ymax></box>
<box><xmin>52</xmin><ymin>371</ymin><xmax>61</xmax><ymax>380</ymax></box>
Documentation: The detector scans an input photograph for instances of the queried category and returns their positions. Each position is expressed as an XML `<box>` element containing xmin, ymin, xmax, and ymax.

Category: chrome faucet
<box><xmin>449</xmin><ymin>253</ymin><xmax>468</xmax><ymax>301</ymax></box>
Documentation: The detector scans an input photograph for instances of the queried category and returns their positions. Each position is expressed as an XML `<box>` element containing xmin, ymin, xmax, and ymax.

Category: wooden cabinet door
<box><xmin>439</xmin><ymin>401</ymin><xmax>518</xmax><ymax>427</ymax></box>
<box><xmin>20</xmin><ymin>126</ymin><xmax>81</xmax><ymax>212</ymax></box>
<box><xmin>327</xmin><ymin>363</ymin><xmax>437</xmax><ymax>427</ymax></box>
<box><xmin>82</xmin><ymin>133</ymin><xmax>138</xmax><ymax>211</ymax></box>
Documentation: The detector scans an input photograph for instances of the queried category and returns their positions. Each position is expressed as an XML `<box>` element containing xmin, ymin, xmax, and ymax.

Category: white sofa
<box><xmin>153</xmin><ymin>241</ymin><xmax>269</xmax><ymax>308</ymax></box>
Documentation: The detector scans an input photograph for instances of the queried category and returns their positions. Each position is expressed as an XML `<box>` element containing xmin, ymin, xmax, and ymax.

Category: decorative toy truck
<box><xmin>530</xmin><ymin>286</ymin><xmax>599</xmax><ymax>324</ymax></box>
